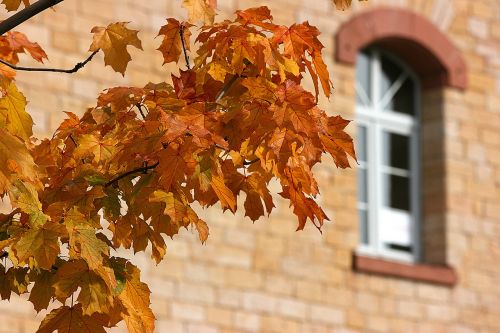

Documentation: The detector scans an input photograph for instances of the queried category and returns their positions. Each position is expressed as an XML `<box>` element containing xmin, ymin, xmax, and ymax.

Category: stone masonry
<box><xmin>0</xmin><ymin>0</ymin><xmax>500</xmax><ymax>332</ymax></box>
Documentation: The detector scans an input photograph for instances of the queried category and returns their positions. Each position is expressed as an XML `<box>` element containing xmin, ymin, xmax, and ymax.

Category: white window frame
<box><xmin>356</xmin><ymin>49</ymin><xmax>421</xmax><ymax>263</ymax></box>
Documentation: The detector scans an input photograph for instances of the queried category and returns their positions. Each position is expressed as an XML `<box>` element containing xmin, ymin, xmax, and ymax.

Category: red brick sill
<box><xmin>353</xmin><ymin>254</ymin><xmax>457</xmax><ymax>286</ymax></box>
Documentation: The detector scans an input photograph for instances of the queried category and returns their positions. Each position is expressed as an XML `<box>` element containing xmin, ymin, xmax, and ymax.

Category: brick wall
<box><xmin>1</xmin><ymin>0</ymin><xmax>500</xmax><ymax>332</ymax></box>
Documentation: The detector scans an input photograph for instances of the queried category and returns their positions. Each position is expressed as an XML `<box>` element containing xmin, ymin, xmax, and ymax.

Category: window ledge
<box><xmin>353</xmin><ymin>253</ymin><xmax>457</xmax><ymax>286</ymax></box>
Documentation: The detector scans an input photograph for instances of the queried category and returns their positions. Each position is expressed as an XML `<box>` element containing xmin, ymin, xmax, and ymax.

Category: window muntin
<box><xmin>356</xmin><ymin>49</ymin><xmax>420</xmax><ymax>263</ymax></box>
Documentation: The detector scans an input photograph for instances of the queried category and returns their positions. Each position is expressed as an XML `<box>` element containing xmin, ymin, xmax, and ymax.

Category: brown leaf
<box><xmin>89</xmin><ymin>22</ymin><xmax>143</xmax><ymax>75</ymax></box>
<box><xmin>2</xmin><ymin>0</ymin><xmax>30</xmax><ymax>11</ymax></box>
<box><xmin>157</xmin><ymin>19</ymin><xmax>192</xmax><ymax>65</ymax></box>
<box><xmin>182</xmin><ymin>0</ymin><xmax>216</xmax><ymax>25</ymax></box>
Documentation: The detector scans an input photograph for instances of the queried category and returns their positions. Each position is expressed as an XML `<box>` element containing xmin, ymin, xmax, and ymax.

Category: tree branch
<box><xmin>179</xmin><ymin>24</ymin><xmax>190</xmax><ymax>70</ymax></box>
<box><xmin>243</xmin><ymin>158</ymin><xmax>259</xmax><ymax>166</ymax></box>
<box><xmin>0</xmin><ymin>50</ymin><xmax>99</xmax><ymax>73</ymax></box>
<box><xmin>215</xmin><ymin>74</ymin><xmax>239</xmax><ymax>103</ymax></box>
<box><xmin>105</xmin><ymin>161</ymin><xmax>159</xmax><ymax>188</ymax></box>
<box><xmin>0</xmin><ymin>0</ymin><xmax>64</xmax><ymax>35</ymax></box>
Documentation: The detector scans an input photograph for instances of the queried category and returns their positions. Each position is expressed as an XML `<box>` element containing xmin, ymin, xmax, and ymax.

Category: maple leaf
<box><xmin>0</xmin><ymin>64</ymin><xmax>16</xmax><ymax>78</ymax></box>
<box><xmin>320</xmin><ymin>115</ymin><xmax>356</xmax><ymax>168</ymax></box>
<box><xmin>332</xmin><ymin>0</ymin><xmax>367</xmax><ymax>10</ymax></box>
<box><xmin>53</xmin><ymin>260</ymin><xmax>114</xmax><ymax>315</ymax></box>
<box><xmin>157</xmin><ymin>19</ymin><xmax>192</xmax><ymax>65</ymax></box>
<box><xmin>8</xmin><ymin>180</ymin><xmax>49</xmax><ymax>227</ymax></box>
<box><xmin>74</xmin><ymin>133</ymin><xmax>117</xmax><ymax>164</ymax></box>
<box><xmin>280</xmin><ymin>183</ymin><xmax>328</xmax><ymax>231</ymax></box>
<box><xmin>150</xmin><ymin>190</ymin><xmax>187</xmax><ymax>223</ymax></box>
<box><xmin>2</xmin><ymin>0</ymin><xmax>29</xmax><ymax>11</ymax></box>
<box><xmin>28</xmin><ymin>270</ymin><xmax>54</xmax><ymax>312</ymax></box>
<box><xmin>65</xmin><ymin>210</ymin><xmax>109</xmax><ymax>270</ymax></box>
<box><xmin>0</xmin><ymin>129</ymin><xmax>36</xmax><ymax>196</ymax></box>
<box><xmin>182</xmin><ymin>0</ymin><xmax>216</xmax><ymax>25</ymax></box>
<box><xmin>242</xmin><ymin>173</ymin><xmax>275</xmax><ymax>221</ymax></box>
<box><xmin>0</xmin><ymin>79</ymin><xmax>32</xmax><ymax>140</ymax></box>
<box><xmin>194</xmin><ymin>217</ymin><xmax>209</xmax><ymax>243</ymax></box>
<box><xmin>89</xmin><ymin>22</ymin><xmax>143</xmax><ymax>75</ymax></box>
<box><xmin>6</xmin><ymin>31</ymin><xmax>48</xmax><ymax>63</ymax></box>
<box><xmin>11</xmin><ymin>222</ymin><xmax>64</xmax><ymax>269</ymax></box>
<box><xmin>156</xmin><ymin>144</ymin><xmax>187</xmax><ymax>191</ymax></box>
<box><xmin>37</xmin><ymin>304</ymin><xmax>108</xmax><ymax>333</ymax></box>
<box><xmin>118</xmin><ymin>263</ymin><xmax>155</xmax><ymax>333</ymax></box>
<box><xmin>211</xmin><ymin>174</ymin><xmax>236</xmax><ymax>212</ymax></box>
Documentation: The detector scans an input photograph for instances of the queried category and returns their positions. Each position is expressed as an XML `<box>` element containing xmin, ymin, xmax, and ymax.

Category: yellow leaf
<box><xmin>118</xmin><ymin>263</ymin><xmax>155</xmax><ymax>333</ymax></box>
<box><xmin>182</xmin><ymin>0</ymin><xmax>216</xmax><ymax>25</ymax></box>
<box><xmin>66</xmin><ymin>210</ymin><xmax>109</xmax><ymax>270</ymax></box>
<box><xmin>194</xmin><ymin>218</ymin><xmax>209</xmax><ymax>243</ymax></box>
<box><xmin>157</xmin><ymin>19</ymin><xmax>192</xmax><ymax>65</ymax></box>
<box><xmin>8</xmin><ymin>180</ymin><xmax>49</xmax><ymax>227</ymax></box>
<box><xmin>53</xmin><ymin>260</ymin><xmax>114</xmax><ymax>316</ymax></box>
<box><xmin>89</xmin><ymin>22</ymin><xmax>143</xmax><ymax>75</ymax></box>
<box><xmin>332</xmin><ymin>0</ymin><xmax>366</xmax><ymax>10</ymax></box>
<box><xmin>0</xmin><ymin>129</ymin><xmax>36</xmax><ymax>195</ymax></box>
<box><xmin>207</xmin><ymin>62</ymin><xmax>227</xmax><ymax>82</ymax></box>
<box><xmin>11</xmin><ymin>223</ymin><xmax>63</xmax><ymax>270</ymax></box>
<box><xmin>75</xmin><ymin>134</ymin><xmax>117</xmax><ymax>164</ymax></box>
<box><xmin>37</xmin><ymin>304</ymin><xmax>107</xmax><ymax>333</ymax></box>
<box><xmin>149</xmin><ymin>190</ymin><xmax>186</xmax><ymax>223</ymax></box>
<box><xmin>0</xmin><ymin>79</ymin><xmax>32</xmax><ymax>140</ymax></box>
<box><xmin>211</xmin><ymin>175</ymin><xmax>236</xmax><ymax>212</ymax></box>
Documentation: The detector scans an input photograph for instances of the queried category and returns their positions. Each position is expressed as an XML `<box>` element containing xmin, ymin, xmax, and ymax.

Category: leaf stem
<box><xmin>215</xmin><ymin>75</ymin><xmax>239</xmax><ymax>103</ymax></box>
<box><xmin>0</xmin><ymin>50</ymin><xmax>99</xmax><ymax>74</ymax></box>
<box><xmin>105</xmin><ymin>162</ymin><xmax>159</xmax><ymax>188</ymax></box>
<box><xmin>179</xmin><ymin>24</ymin><xmax>190</xmax><ymax>70</ymax></box>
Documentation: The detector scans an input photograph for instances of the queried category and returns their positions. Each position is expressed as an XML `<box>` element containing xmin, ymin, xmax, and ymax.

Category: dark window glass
<box><xmin>380</xmin><ymin>54</ymin><xmax>403</xmax><ymax>99</ymax></box>
<box><xmin>389</xmin><ymin>78</ymin><xmax>415</xmax><ymax>115</ymax></box>
<box><xmin>383</xmin><ymin>132</ymin><xmax>409</xmax><ymax>170</ymax></box>
<box><xmin>384</xmin><ymin>174</ymin><xmax>410</xmax><ymax>211</ymax></box>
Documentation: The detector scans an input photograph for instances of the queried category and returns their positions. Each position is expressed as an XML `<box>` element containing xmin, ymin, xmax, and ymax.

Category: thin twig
<box><xmin>243</xmin><ymin>158</ymin><xmax>260</xmax><ymax>166</ymax></box>
<box><xmin>0</xmin><ymin>50</ymin><xmax>99</xmax><ymax>74</ymax></box>
<box><xmin>215</xmin><ymin>75</ymin><xmax>239</xmax><ymax>103</ymax></box>
<box><xmin>68</xmin><ymin>134</ymin><xmax>77</xmax><ymax>147</ymax></box>
<box><xmin>179</xmin><ymin>24</ymin><xmax>190</xmax><ymax>70</ymax></box>
<box><xmin>105</xmin><ymin>162</ymin><xmax>159</xmax><ymax>188</ymax></box>
<box><xmin>0</xmin><ymin>0</ymin><xmax>65</xmax><ymax>35</ymax></box>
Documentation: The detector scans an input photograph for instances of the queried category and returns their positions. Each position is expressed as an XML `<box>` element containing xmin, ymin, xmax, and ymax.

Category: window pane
<box><xmin>358</xmin><ymin>168</ymin><xmax>368</xmax><ymax>203</ymax></box>
<box><xmin>357</xmin><ymin>126</ymin><xmax>367</xmax><ymax>162</ymax></box>
<box><xmin>383</xmin><ymin>174</ymin><xmax>410</xmax><ymax>211</ymax></box>
<box><xmin>356</xmin><ymin>51</ymin><xmax>371</xmax><ymax>105</ymax></box>
<box><xmin>359</xmin><ymin>209</ymin><xmax>369</xmax><ymax>244</ymax></box>
<box><xmin>391</xmin><ymin>78</ymin><xmax>415</xmax><ymax>115</ymax></box>
<box><xmin>380</xmin><ymin>54</ymin><xmax>403</xmax><ymax>99</ymax></box>
<box><xmin>383</xmin><ymin>132</ymin><xmax>409</xmax><ymax>170</ymax></box>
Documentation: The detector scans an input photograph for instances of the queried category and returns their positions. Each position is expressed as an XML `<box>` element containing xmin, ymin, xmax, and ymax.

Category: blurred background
<box><xmin>1</xmin><ymin>0</ymin><xmax>500</xmax><ymax>332</ymax></box>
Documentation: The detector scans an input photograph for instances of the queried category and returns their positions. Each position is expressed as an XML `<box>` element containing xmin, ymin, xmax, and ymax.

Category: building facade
<box><xmin>1</xmin><ymin>0</ymin><xmax>500</xmax><ymax>332</ymax></box>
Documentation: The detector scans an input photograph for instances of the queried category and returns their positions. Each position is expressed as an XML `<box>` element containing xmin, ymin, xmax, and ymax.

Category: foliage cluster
<box><xmin>0</xmin><ymin>0</ymin><xmax>362</xmax><ymax>331</ymax></box>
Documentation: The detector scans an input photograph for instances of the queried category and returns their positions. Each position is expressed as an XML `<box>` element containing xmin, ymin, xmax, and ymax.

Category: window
<box><xmin>356</xmin><ymin>49</ymin><xmax>420</xmax><ymax>263</ymax></box>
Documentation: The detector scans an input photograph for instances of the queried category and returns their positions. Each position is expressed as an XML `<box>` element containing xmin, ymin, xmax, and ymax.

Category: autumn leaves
<box><xmin>0</xmin><ymin>1</ymin><xmax>361</xmax><ymax>332</ymax></box>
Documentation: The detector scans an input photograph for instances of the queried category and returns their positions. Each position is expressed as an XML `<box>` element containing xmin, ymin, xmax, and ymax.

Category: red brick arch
<box><xmin>335</xmin><ymin>7</ymin><xmax>467</xmax><ymax>90</ymax></box>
